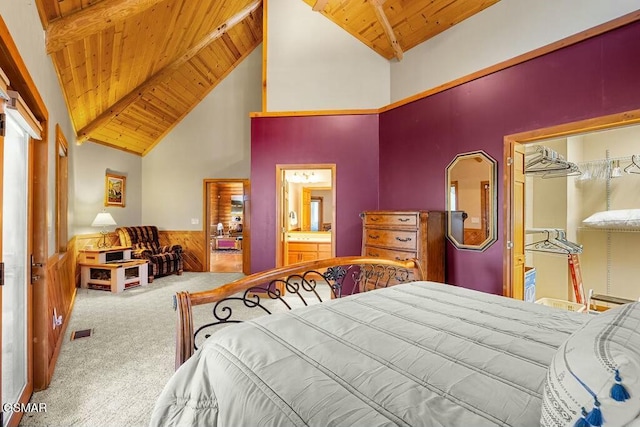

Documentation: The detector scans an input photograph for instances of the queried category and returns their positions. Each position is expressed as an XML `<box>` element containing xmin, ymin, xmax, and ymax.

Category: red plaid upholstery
<box><xmin>116</xmin><ymin>226</ymin><xmax>183</xmax><ymax>281</ymax></box>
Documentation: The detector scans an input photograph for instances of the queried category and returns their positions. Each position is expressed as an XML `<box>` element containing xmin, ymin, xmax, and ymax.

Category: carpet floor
<box><xmin>20</xmin><ymin>272</ymin><xmax>244</xmax><ymax>427</ymax></box>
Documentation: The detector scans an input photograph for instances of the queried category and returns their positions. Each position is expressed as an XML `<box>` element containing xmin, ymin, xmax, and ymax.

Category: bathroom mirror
<box><xmin>445</xmin><ymin>150</ymin><xmax>497</xmax><ymax>251</ymax></box>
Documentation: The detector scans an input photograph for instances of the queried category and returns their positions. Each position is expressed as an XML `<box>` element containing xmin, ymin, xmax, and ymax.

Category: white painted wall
<box><xmin>71</xmin><ymin>143</ymin><xmax>142</xmax><ymax>235</ymax></box>
<box><xmin>577</xmin><ymin>125</ymin><xmax>640</xmax><ymax>302</ymax></box>
<box><xmin>0</xmin><ymin>2</ymin><xmax>142</xmax><ymax>246</ymax></box>
<box><xmin>391</xmin><ymin>0</ymin><xmax>640</xmax><ymax>102</ymax></box>
<box><xmin>0</xmin><ymin>3</ymin><xmax>74</xmax><ymax>254</ymax></box>
<box><xmin>266</xmin><ymin>0</ymin><xmax>390</xmax><ymax>111</ymax></box>
<box><xmin>141</xmin><ymin>47</ymin><xmax>262</xmax><ymax>230</ymax></box>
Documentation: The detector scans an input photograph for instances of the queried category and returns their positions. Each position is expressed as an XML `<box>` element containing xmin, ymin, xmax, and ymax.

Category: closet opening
<box><xmin>504</xmin><ymin>108</ymin><xmax>640</xmax><ymax>307</ymax></box>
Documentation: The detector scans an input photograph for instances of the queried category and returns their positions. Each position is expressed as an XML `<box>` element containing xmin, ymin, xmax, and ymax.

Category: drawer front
<box><xmin>363</xmin><ymin>213</ymin><xmax>417</xmax><ymax>227</ymax></box>
<box><xmin>364</xmin><ymin>229</ymin><xmax>417</xmax><ymax>251</ymax></box>
<box><xmin>362</xmin><ymin>246</ymin><xmax>417</xmax><ymax>262</ymax></box>
<box><xmin>318</xmin><ymin>243</ymin><xmax>331</xmax><ymax>252</ymax></box>
<box><xmin>288</xmin><ymin>242</ymin><xmax>318</xmax><ymax>252</ymax></box>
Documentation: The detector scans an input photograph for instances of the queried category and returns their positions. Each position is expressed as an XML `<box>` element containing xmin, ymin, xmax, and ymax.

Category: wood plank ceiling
<box><xmin>35</xmin><ymin>0</ymin><xmax>499</xmax><ymax>155</ymax></box>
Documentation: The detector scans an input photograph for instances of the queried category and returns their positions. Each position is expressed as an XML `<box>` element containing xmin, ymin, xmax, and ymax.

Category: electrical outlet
<box><xmin>191</xmin><ymin>218</ymin><xmax>199</xmax><ymax>225</ymax></box>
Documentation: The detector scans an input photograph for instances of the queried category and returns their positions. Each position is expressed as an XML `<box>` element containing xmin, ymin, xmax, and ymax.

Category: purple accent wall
<box><xmin>250</xmin><ymin>21</ymin><xmax>640</xmax><ymax>289</ymax></box>
<box><xmin>250</xmin><ymin>115</ymin><xmax>379</xmax><ymax>273</ymax></box>
<box><xmin>380</xmin><ymin>20</ymin><xmax>640</xmax><ymax>294</ymax></box>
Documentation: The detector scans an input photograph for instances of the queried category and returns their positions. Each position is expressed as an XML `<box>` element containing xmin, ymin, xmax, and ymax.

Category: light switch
<box><xmin>471</xmin><ymin>217</ymin><xmax>480</xmax><ymax>224</ymax></box>
<box><xmin>191</xmin><ymin>218</ymin><xmax>199</xmax><ymax>225</ymax></box>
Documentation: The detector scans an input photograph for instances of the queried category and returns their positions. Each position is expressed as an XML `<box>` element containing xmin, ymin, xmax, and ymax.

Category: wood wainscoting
<box><xmin>74</xmin><ymin>230</ymin><xmax>206</xmax><ymax>278</ymax></box>
<box><xmin>45</xmin><ymin>249</ymin><xmax>76</xmax><ymax>386</ymax></box>
<box><xmin>159</xmin><ymin>230</ymin><xmax>206</xmax><ymax>272</ymax></box>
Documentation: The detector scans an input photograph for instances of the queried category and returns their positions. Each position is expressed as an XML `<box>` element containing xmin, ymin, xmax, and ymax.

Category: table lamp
<box><xmin>92</xmin><ymin>211</ymin><xmax>117</xmax><ymax>248</ymax></box>
<box><xmin>217</xmin><ymin>222</ymin><xmax>224</xmax><ymax>236</ymax></box>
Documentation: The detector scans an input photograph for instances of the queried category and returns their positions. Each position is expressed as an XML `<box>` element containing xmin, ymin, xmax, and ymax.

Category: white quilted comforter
<box><xmin>150</xmin><ymin>281</ymin><xmax>587</xmax><ymax>427</ymax></box>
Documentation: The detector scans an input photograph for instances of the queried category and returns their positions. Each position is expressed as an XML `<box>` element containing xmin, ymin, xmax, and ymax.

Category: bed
<box><xmin>151</xmin><ymin>257</ymin><xmax>640</xmax><ymax>427</ymax></box>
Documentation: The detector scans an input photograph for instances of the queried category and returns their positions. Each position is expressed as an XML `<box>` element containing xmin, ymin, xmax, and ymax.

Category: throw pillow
<box><xmin>541</xmin><ymin>302</ymin><xmax>640</xmax><ymax>427</ymax></box>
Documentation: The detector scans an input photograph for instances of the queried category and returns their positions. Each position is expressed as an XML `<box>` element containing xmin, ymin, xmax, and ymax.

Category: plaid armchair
<box><xmin>116</xmin><ymin>226</ymin><xmax>183</xmax><ymax>282</ymax></box>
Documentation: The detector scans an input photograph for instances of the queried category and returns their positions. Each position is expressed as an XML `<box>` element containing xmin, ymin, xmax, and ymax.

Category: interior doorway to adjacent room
<box><xmin>275</xmin><ymin>164</ymin><xmax>336</xmax><ymax>268</ymax></box>
<box><xmin>204</xmin><ymin>179</ymin><xmax>250</xmax><ymax>274</ymax></box>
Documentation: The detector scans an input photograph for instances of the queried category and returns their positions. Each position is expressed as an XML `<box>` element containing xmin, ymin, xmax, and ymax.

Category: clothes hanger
<box><xmin>540</xmin><ymin>162</ymin><xmax>582</xmax><ymax>178</ymax></box>
<box><xmin>525</xmin><ymin>146</ymin><xmax>580</xmax><ymax>176</ymax></box>
<box><xmin>552</xmin><ymin>230</ymin><xmax>583</xmax><ymax>254</ymax></box>
<box><xmin>623</xmin><ymin>154</ymin><xmax>640</xmax><ymax>174</ymax></box>
<box><xmin>525</xmin><ymin>230</ymin><xmax>571</xmax><ymax>255</ymax></box>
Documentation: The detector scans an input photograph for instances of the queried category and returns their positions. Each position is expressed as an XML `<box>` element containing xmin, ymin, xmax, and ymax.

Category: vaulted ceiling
<box><xmin>34</xmin><ymin>0</ymin><xmax>499</xmax><ymax>155</ymax></box>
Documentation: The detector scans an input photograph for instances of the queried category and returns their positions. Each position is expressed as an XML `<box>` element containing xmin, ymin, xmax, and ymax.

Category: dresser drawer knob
<box><xmin>368</xmin><ymin>234</ymin><xmax>380</xmax><ymax>240</ymax></box>
<box><xmin>395</xmin><ymin>237</ymin><xmax>412</xmax><ymax>242</ymax></box>
<box><xmin>367</xmin><ymin>253</ymin><xmax>379</xmax><ymax>257</ymax></box>
<box><xmin>370</xmin><ymin>217</ymin><xmax>380</xmax><ymax>222</ymax></box>
<box><xmin>397</xmin><ymin>218</ymin><xmax>410</xmax><ymax>222</ymax></box>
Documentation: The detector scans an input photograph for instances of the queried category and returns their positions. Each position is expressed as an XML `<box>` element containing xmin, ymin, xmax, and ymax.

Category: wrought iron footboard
<box><xmin>174</xmin><ymin>257</ymin><xmax>423</xmax><ymax>369</ymax></box>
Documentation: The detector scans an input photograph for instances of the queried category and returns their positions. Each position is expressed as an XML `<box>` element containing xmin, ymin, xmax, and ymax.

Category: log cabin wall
<box><xmin>209</xmin><ymin>182</ymin><xmax>220</xmax><ymax>231</ymax></box>
<box><xmin>210</xmin><ymin>182</ymin><xmax>243</xmax><ymax>234</ymax></box>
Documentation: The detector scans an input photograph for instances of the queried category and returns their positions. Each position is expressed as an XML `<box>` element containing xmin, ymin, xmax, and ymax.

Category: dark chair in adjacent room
<box><xmin>116</xmin><ymin>226</ymin><xmax>183</xmax><ymax>282</ymax></box>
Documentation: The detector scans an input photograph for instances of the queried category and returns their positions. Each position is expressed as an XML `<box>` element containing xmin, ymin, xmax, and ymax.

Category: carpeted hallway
<box><xmin>20</xmin><ymin>272</ymin><xmax>244</xmax><ymax>427</ymax></box>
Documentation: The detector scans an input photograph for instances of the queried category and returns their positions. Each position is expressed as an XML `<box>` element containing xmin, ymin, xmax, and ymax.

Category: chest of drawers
<box><xmin>360</xmin><ymin>210</ymin><xmax>445</xmax><ymax>282</ymax></box>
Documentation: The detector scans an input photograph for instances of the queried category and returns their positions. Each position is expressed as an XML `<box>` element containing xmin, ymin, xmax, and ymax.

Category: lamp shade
<box><xmin>91</xmin><ymin>212</ymin><xmax>117</xmax><ymax>227</ymax></box>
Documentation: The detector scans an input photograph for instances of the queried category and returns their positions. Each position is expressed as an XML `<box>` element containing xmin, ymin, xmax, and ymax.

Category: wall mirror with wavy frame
<box><xmin>446</xmin><ymin>150</ymin><xmax>497</xmax><ymax>251</ymax></box>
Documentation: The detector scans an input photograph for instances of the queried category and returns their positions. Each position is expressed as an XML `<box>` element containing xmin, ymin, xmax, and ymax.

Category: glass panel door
<box><xmin>2</xmin><ymin>113</ymin><xmax>30</xmax><ymax>425</ymax></box>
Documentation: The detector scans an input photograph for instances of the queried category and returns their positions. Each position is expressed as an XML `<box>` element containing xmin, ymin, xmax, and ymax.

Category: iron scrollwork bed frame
<box><xmin>173</xmin><ymin>256</ymin><xmax>424</xmax><ymax>369</ymax></box>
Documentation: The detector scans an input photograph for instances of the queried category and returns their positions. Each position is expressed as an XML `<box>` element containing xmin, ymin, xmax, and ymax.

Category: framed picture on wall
<box><xmin>105</xmin><ymin>172</ymin><xmax>126</xmax><ymax>207</ymax></box>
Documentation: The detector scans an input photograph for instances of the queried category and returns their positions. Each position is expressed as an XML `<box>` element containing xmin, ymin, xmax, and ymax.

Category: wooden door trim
<box><xmin>503</xmin><ymin>108</ymin><xmax>640</xmax><ymax>297</ymax></box>
<box><xmin>0</xmin><ymin>18</ymin><xmax>50</xmax><ymax>418</ymax></box>
<box><xmin>55</xmin><ymin>124</ymin><xmax>69</xmax><ymax>253</ymax></box>
<box><xmin>480</xmin><ymin>180</ymin><xmax>489</xmax><ymax>239</ymax></box>
<box><xmin>275</xmin><ymin>164</ymin><xmax>337</xmax><ymax>268</ymax></box>
<box><xmin>202</xmin><ymin>179</ymin><xmax>250</xmax><ymax>274</ymax></box>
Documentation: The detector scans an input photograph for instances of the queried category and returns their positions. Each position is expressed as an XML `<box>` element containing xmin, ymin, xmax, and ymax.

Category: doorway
<box><xmin>504</xmin><ymin>108</ymin><xmax>640</xmax><ymax>300</ymax></box>
<box><xmin>275</xmin><ymin>164</ymin><xmax>336</xmax><ymax>267</ymax></box>
<box><xmin>2</xmin><ymin>107</ymin><xmax>34</xmax><ymax>427</ymax></box>
<box><xmin>203</xmin><ymin>179</ymin><xmax>250</xmax><ymax>274</ymax></box>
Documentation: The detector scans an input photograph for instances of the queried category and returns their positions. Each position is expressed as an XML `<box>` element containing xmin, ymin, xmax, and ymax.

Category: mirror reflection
<box><xmin>446</xmin><ymin>150</ymin><xmax>497</xmax><ymax>251</ymax></box>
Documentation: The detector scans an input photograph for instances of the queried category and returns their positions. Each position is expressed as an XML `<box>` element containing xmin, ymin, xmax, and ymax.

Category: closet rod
<box><xmin>577</xmin><ymin>154</ymin><xmax>638</xmax><ymax>166</ymax></box>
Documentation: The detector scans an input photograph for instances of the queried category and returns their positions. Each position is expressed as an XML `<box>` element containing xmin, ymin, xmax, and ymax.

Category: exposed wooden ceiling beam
<box><xmin>370</xmin><ymin>0</ymin><xmax>403</xmax><ymax>60</ymax></box>
<box><xmin>312</xmin><ymin>0</ymin><xmax>329</xmax><ymax>12</ymax></box>
<box><xmin>46</xmin><ymin>0</ymin><xmax>167</xmax><ymax>54</ymax></box>
<box><xmin>76</xmin><ymin>0</ymin><xmax>262</xmax><ymax>144</ymax></box>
